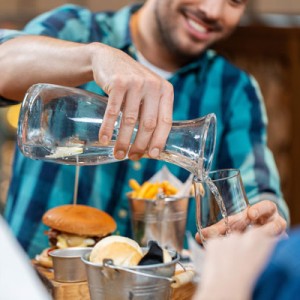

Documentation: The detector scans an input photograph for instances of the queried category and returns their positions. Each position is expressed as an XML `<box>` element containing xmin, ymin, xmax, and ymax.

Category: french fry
<box><xmin>161</xmin><ymin>181</ymin><xmax>178</xmax><ymax>196</ymax></box>
<box><xmin>129</xmin><ymin>179</ymin><xmax>141</xmax><ymax>191</ymax></box>
<box><xmin>130</xmin><ymin>191</ymin><xmax>138</xmax><ymax>198</ymax></box>
<box><xmin>129</xmin><ymin>179</ymin><xmax>179</xmax><ymax>200</ymax></box>
<box><xmin>137</xmin><ymin>181</ymin><xmax>153</xmax><ymax>199</ymax></box>
<box><xmin>144</xmin><ymin>183</ymin><xmax>159</xmax><ymax>199</ymax></box>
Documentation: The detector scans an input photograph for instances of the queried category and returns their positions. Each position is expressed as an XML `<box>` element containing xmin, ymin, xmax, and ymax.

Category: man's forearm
<box><xmin>0</xmin><ymin>35</ymin><xmax>96</xmax><ymax>101</ymax></box>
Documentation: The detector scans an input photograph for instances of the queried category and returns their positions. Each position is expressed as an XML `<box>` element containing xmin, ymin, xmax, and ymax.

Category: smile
<box><xmin>187</xmin><ymin>18</ymin><xmax>207</xmax><ymax>34</ymax></box>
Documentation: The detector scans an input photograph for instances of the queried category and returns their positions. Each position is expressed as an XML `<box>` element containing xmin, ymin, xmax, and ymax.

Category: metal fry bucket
<box><xmin>82</xmin><ymin>249</ymin><xmax>179</xmax><ymax>300</ymax></box>
<box><xmin>127</xmin><ymin>194</ymin><xmax>189</xmax><ymax>252</ymax></box>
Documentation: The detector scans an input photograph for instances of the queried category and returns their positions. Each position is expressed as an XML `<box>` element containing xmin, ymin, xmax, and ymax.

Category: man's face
<box><xmin>152</xmin><ymin>0</ymin><xmax>247</xmax><ymax>59</ymax></box>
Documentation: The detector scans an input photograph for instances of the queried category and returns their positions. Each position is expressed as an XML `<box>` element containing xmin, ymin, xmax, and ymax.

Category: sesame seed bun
<box><xmin>42</xmin><ymin>204</ymin><xmax>116</xmax><ymax>237</ymax></box>
<box><xmin>89</xmin><ymin>235</ymin><xmax>143</xmax><ymax>266</ymax></box>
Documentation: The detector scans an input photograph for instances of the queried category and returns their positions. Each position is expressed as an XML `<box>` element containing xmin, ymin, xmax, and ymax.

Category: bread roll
<box><xmin>90</xmin><ymin>236</ymin><xmax>143</xmax><ymax>266</ymax></box>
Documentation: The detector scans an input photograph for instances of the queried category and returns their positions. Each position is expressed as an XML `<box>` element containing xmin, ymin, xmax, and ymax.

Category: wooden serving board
<box><xmin>33</xmin><ymin>261</ymin><xmax>196</xmax><ymax>300</ymax></box>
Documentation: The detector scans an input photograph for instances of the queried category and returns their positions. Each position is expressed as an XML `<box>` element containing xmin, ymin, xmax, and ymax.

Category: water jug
<box><xmin>17</xmin><ymin>83</ymin><xmax>216</xmax><ymax>179</ymax></box>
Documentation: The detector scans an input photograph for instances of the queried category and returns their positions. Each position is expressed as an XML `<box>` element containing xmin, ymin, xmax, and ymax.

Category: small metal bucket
<box><xmin>82</xmin><ymin>249</ymin><xmax>179</xmax><ymax>300</ymax></box>
<box><xmin>127</xmin><ymin>194</ymin><xmax>189</xmax><ymax>252</ymax></box>
<box><xmin>49</xmin><ymin>247</ymin><xmax>90</xmax><ymax>282</ymax></box>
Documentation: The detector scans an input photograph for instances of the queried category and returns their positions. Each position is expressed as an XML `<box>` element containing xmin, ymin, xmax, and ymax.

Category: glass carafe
<box><xmin>17</xmin><ymin>83</ymin><xmax>216</xmax><ymax>179</ymax></box>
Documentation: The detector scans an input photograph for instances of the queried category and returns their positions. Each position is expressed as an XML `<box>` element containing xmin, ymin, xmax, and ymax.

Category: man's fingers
<box><xmin>94</xmin><ymin>45</ymin><xmax>175</xmax><ymax>159</ymax></box>
<box><xmin>113</xmin><ymin>85</ymin><xmax>145</xmax><ymax>159</ymax></box>
<box><xmin>128</xmin><ymin>91</ymin><xmax>160</xmax><ymax>160</ymax></box>
<box><xmin>227</xmin><ymin>210</ymin><xmax>251</xmax><ymax>231</ymax></box>
<box><xmin>199</xmin><ymin>211</ymin><xmax>250</xmax><ymax>243</ymax></box>
<box><xmin>201</xmin><ymin>220</ymin><xmax>228</xmax><ymax>240</ymax></box>
<box><xmin>248</xmin><ymin>200</ymin><xmax>277</xmax><ymax>222</ymax></box>
<box><xmin>99</xmin><ymin>87</ymin><xmax>125</xmax><ymax>146</ymax></box>
<box><xmin>195</xmin><ymin>232</ymin><xmax>202</xmax><ymax>244</ymax></box>
<box><xmin>257</xmin><ymin>219</ymin><xmax>287</xmax><ymax>236</ymax></box>
<box><xmin>247</xmin><ymin>200</ymin><xmax>287</xmax><ymax>236</ymax></box>
<box><xmin>148</xmin><ymin>82</ymin><xmax>174</xmax><ymax>158</ymax></box>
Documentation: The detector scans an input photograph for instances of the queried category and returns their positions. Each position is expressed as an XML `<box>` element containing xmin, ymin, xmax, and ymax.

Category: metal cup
<box><xmin>49</xmin><ymin>247</ymin><xmax>90</xmax><ymax>282</ymax></box>
<box><xmin>127</xmin><ymin>194</ymin><xmax>190</xmax><ymax>252</ymax></box>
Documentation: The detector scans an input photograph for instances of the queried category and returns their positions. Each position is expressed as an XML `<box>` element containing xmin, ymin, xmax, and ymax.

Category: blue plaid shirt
<box><xmin>0</xmin><ymin>4</ymin><xmax>289</xmax><ymax>257</ymax></box>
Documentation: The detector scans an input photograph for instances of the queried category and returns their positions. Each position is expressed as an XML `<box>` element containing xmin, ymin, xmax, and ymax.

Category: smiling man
<box><xmin>132</xmin><ymin>0</ymin><xmax>247</xmax><ymax>70</ymax></box>
<box><xmin>0</xmin><ymin>0</ymin><xmax>289</xmax><ymax>257</ymax></box>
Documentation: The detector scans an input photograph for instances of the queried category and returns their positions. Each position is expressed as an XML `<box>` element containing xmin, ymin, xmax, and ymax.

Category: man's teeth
<box><xmin>188</xmin><ymin>19</ymin><xmax>207</xmax><ymax>33</ymax></box>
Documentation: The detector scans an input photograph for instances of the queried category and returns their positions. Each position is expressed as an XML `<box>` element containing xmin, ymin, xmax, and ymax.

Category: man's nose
<box><xmin>197</xmin><ymin>0</ymin><xmax>224</xmax><ymax>20</ymax></box>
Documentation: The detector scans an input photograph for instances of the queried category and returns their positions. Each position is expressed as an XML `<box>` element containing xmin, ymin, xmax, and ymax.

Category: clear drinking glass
<box><xmin>17</xmin><ymin>83</ymin><xmax>216</xmax><ymax>179</ymax></box>
<box><xmin>194</xmin><ymin>169</ymin><xmax>250</xmax><ymax>244</ymax></box>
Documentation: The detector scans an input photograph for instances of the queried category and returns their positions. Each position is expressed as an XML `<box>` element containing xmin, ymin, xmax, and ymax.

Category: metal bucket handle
<box><xmin>102</xmin><ymin>259</ymin><xmax>195</xmax><ymax>288</ymax></box>
<box><xmin>103</xmin><ymin>259</ymin><xmax>174</xmax><ymax>283</ymax></box>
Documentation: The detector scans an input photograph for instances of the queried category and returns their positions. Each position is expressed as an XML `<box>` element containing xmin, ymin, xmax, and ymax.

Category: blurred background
<box><xmin>0</xmin><ymin>0</ymin><xmax>300</xmax><ymax>225</ymax></box>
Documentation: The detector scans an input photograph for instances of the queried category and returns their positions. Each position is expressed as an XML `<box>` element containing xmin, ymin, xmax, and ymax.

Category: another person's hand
<box><xmin>193</xmin><ymin>228</ymin><xmax>277</xmax><ymax>300</ymax></box>
<box><xmin>92</xmin><ymin>44</ymin><xmax>174</xmax><ymax>161</ymax></box>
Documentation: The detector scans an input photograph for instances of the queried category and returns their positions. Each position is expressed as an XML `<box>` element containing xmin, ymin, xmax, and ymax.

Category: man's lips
<box><xmin>187</xmin><ymin>18</ymin><xmax>208</xmax><ymax>34</ymax></box>
<box><xmin>185</xmin><ymin>16</ymin><xmax>211</xmax><ymax>40</ymax></box>
<box><xmin>182</xmin><ymin>10</ymin><xmax>222</xmax><ymax>40</ymax></box>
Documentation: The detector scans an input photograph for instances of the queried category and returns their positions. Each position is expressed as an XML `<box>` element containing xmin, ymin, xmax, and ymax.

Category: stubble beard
<box><xmin>154</xmin><ymin>4</ymin><xmax>205</xmax><ymax>65</ymax></box>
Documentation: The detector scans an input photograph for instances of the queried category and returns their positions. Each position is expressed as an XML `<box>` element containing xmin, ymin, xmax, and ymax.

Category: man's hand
<box><xmin>0</xmin><ymin>37</ymin><xmax>174</xmax><ymax>160</ymax></box>
<box><xmin>248</xmin><ymin>200</ymin><xmax>287</xmax><ymax>236</ymax></box>
<box><xmin>196</xmin><ymin>208</ymin><xmax>250</xmax><ymax>243</ymax></box>
<box><xmin>195</xmin><ymin>200</ymin><xmax>287</xmax><ymax>243</ymax></box>
<box><xmin>91</xmin><ymin>43</ymin><xmax>174</xmax><ymax>161</ymax></box>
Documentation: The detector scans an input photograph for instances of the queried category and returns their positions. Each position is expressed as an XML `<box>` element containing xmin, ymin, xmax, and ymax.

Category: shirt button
<box><xmin>132</xmin><ymin>161</ymin><xmax>141</xmax><ymax>171</ymax></box>
<box><xmin>128</xmin><ymin>45</ymin><xmax>135</xmax><ymax>54</ymax></box>
<box><xmin>118</xmin><ymin>209</ymin><xmax>128</xmax><ymax>219</ymax></box>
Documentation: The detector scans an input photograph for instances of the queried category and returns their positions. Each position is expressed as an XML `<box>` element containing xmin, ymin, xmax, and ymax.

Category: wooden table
<box><xmin>33</xmin><ymin>261</ymin><xmax>197</xmax><ymax>300</ymax></box>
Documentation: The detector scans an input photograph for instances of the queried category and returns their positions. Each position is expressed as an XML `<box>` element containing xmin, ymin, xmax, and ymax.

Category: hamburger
<box><xmin>36</xmin><ymin>204</ymin><xmax>116</xmax><ymax>268</ymax></box>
